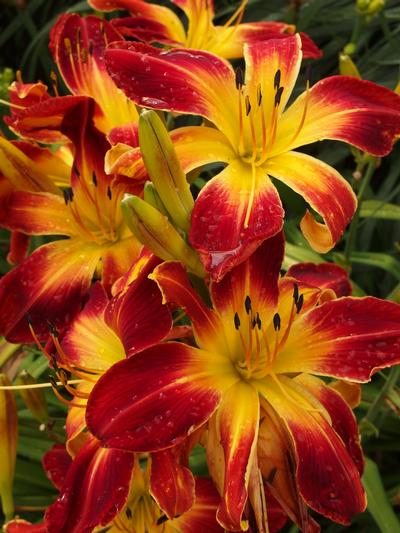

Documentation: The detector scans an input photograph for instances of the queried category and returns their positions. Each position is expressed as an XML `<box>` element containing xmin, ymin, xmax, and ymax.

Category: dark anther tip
<box><xmin>273</xmin><ymin>312</ymin><xmax>281</xmax><ymax>331</ymax></box>
<box><xmin>244</xmin><ymin>295</ymin><xmax>252</xmax><ymax>314</ymax></box>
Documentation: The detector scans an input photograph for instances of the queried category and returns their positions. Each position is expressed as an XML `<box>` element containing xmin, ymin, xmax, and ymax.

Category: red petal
<box><xmin>105</xmin><ymin>42</ymin><xmax>237</xmax><ymax>134</ymax></box>
<box><xmin>4</xmin><ymin>520</ymin><xmax>46</xmax><ymax>533</ymax></box>
<box><xmin>287</xmin><ymin>262</ymin><xmax>352</xmax><ymax>297</ymax></box>
<box><xmin>7</xmin><ymin>231</ymin><xmax>30</xmax><ymax>265</ymax></box>
<box><xmin>172</xmin><ymin>477</ymin><xmax>225</xmax><ymax>533</ymax></box>
<box><xmin>150</xmin><ymin>445</ymin><xmax>195</xmax><ymax>518</ymax></box>
<box><xmin>258</xmin><ymin>402</ymin><xmax>320</xmax><ymax>533</ymax></box>
<box><xmin>86</xmin><ymin>342</ymin><xmax>230</xmax><ymax>451</ymax></box>
<box><xmin>61</xmin><ymin>283</ymin><xmax>124</xmax><ymax>372</ymax></box>
<box><xmin>215</xmin><ymin>382</ymin><xmax>260</xmax><ymax>531</ymax></box>
<box><xmin>0</xmin><ymin>239</ymin><xmax>100</xmax><ymax>342</ymax></box>
<box><xmin>275</xmin><ymin>296</ymin><xmax>400</xmax><ymax>381</ymax></box>
<box><xmin>277</xmin><ymin>76</ymin><xmax>400</xmax><ymax>157</ymax></box>
<box><xmin>50</xmin><ymin>14</ymin><xmax>138</xmax><ymax>132</ymax></box>
<box><xmin>264</xmin><ymin>377</ymin><xmax>366</xmax><ymax>524</ymax></box>
<box><xmin>88</xmin><ymin>0</ymin><xmax>185</xmax><ymax>42</ymax></box>
<box><xmin>42</xmin><ymin>444</ymin><xmax>73</xmax><ymax>490</ymax></box>
<box><xmin>0</xmin><ymin>191</ymin><xmax>73</xmax><ymax>236</ymax></box>
<box><xmin>5</xmin><ymin>95</ymin><xmax>88</xmax><ymax>144</ymax></box>
<box><xmin>104</xmin><ymin>257</ymin><xmax>172</xmax><ymax>356</ymax></box>
<box><xmin>45</xmin><ymin>436</ymin><xmax>134</xmax><ymax>533</ymax></box>
<box><xmin>294</xmin><ymin>374</ymin><xmax>364</xmax><ymax>474</ymax></box>
<box><xmin>266</xmin><ymin>151</ymin><xmax>356</xmax><ymax>253</ymax></box>
<box><xmin>210</xmin><ymin>231</ymin><xmax>284</xmax><ymax>323</ymax></box>
<box><xmin>190</xmin><ymin>160</ymin><xmax>283</xmax><ymax>280</ymax></box>
<box><xmin>152</xmin><ymin>261</ymin><xmax>223</xmax><ymax>351</ymax></box>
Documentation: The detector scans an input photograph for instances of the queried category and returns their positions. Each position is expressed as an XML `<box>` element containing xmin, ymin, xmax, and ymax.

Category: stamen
<box><xmin>92</xmin><ymin>171</ymin><xmax>97</xmax><ymax>186</ymax></box>
<box><xmin>273</xmin><ymin>313</ymin><xmax>281</xmax><ymax>331</ymax></box>
<box><xmin>50</xmin><ymin>71</ymin><xmax>59</xmax><ymax>97</ymax></box>
<box><xmin>256</xmin><ymin>83</ymin><xmax>262</xmax><ymax>106</ymax></box>
<box><xmin>293</xmin><ymin>282</ymin><xmax>299</xmax><ymax>304</ymax></box>
<box><xmin>245</xmin><ymin>295</ymin><xmax>252</xmax><ymax>314</ymax></box>
<box><xmin>288</xmin><ymin>79</ymin><xmax>310</xmax><ymax>146</ymax></box>
<box><xmin>0</xmin><ymin>99</ymin><xmax>25</xmax><ymax>110</ymax></box>
<box><xmin>274</xmin><ymin>86</ymin><xmax>284</xmax><ymax>107</ymax></box>
<box><xmin>274</xmin><ymin>69</ymin><xmax>281</xmax><ymax>90</ymax></box>
<box><xmin>245</xmin><ymin>95</ymin><xmax>251</xmax><ymax>116</ymax></box>
<box><xmin>107</xmin><ymin>185</ymin><xmax>112</xmax><ymax>200</ymax></box>
<box><xmin>49</xmin><ymin>377</ymin><xmax>85</xmax><ymax>408</ymax></box>
<box><xmin>223</xmin><ymin>0</ymin><xmax>248</xmax><ymax>28</ymax></box>
<box><xmin>235</xmin><ymin>67</ymin><xmax>244</xmax><ymax>90</ymax></box>
<box><xmin>244</xmin><ymin>160</ymin><xmax>256</xmax><ymax>228</ymax></box>
<box><xmin>296</xmin><ymin>294</ymin><xmax>304</xmax><ymax>314</ymax></box>
<box><xmin>0</xmin><ymin>379</ymin><xmax>83</xmax><ymax>391</ymax></box>
<box><xmin>234</xmin><ymin>312</ymin><xmax>241</xmax><ymax>330</ymax></box>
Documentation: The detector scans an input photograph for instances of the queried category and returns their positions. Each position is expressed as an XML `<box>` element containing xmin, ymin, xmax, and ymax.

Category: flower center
<box><xmin>233</xmin><ymin>284</ymin><xmax>303</xmax><ymax>381</ymax></box>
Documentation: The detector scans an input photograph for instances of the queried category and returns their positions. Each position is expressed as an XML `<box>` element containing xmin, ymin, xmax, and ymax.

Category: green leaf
<box><xmin>363</xmin><ymin>457</ymin><xmax>400</xmax><ymax>533</ymax></box>
<box><xmin>283</xmin><ymin>243</ymin><xmax>324</xmax><ymax>269</ymax></box>
<box><xmin>360</xmin><ymin>200</ymin><xmax>400</xmax><ymax>220</ymax></box>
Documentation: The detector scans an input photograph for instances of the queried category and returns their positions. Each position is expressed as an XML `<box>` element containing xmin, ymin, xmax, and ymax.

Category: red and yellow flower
<box><xmin>104</xmin><ymin>35</ymin><xmax>400</xmax><ymax>279</ymax></box>
<box><xmin>86</xmin><ymin>232</ymin><xmax>400</xmax><ymax>531</ymax></box>
<box><xmin>88</xmin><ymin>0</ymin><xmax>321</xmax><ymax>60</ymax></box>
<box><xmin>0</xmin><ymin>98</ymin><xmax>141</xmax><ymax>342</ymax></box>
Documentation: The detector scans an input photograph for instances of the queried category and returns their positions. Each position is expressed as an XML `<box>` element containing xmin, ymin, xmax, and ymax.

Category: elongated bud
<box><xmin>357</xmin><ymin>0</ymin><xmax>385</xmax><ymax>16</ymax></box>
<box><xmin>122</xmin><ymin>195</ymin><xmax>204</xmax><ymax>278</ymax></box>
<box><xmin>0</xmin><ymin>374</ymin><xmax>18</xmax><ymax>521</ymax></box>
<box><xmin>139</xmin><ymin>110</ymin><xmax>194</xmax><ymax>233</ymax></box>
<box><xmin>15</xmin><ymin>371</ymin><xmax>48</xmax><ymax>424</ymax></box>
<box><xmin>339</xmin><ymin>54</ymin><xmax>361</xmax><ymax>79</ymax></box>
<box><xmin>143</xmin><ymin>181</ymin><xmax>169</xmax><ymax>217</ymax></box>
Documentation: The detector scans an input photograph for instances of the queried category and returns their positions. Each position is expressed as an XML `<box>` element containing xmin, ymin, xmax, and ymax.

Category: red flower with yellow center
<box><xmin>87</xmin><ymin>0</ymin><xmax>321</xmax><ymax>60</ymax></box>
<box><xmin>86</xmin><ymin>233</ymin><xmax>400</xmax><ymax>531</ymax></box>
<box><xmin>0</xmin><ymin>98</ymin><xmax>141</xmax><ymax>342</ymax></box>
<box><xmin>104</xmin><ymin>35</ymin><xmax>400</xmax><ymax>279</ymax></box>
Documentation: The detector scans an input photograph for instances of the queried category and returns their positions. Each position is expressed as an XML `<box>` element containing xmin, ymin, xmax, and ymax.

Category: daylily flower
<box><xmin>104</xmin><ymin>35</ymin><xmax>400</xmax><ymax>279</ymax></box>
<box><xmin>0</xmin><ymin>98</ymin><xmax>141</xmax><ymax>342</ymax></box>
<box><xmin>88</xmin><ymin>0</ymin><xmax>321</xmax><ymax>60</ymax></box>
<box><xmin>49</xmin><ymin>13</ymin><xmax>139</xmax><ymax>135</ymax></box>
<box><xmin>6</xmin><ymin>441</ymin><xmax>225</xmax><ymax>533</ymax></box>
<box><xmin>86</xmin><ymin>232</ymin><xmax>400</xmax><ymax>531</ymax></box>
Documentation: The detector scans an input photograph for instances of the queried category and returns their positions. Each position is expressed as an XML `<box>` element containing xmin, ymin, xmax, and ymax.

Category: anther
<box><xmin>296</xmin><ymin>294</ymin><xmax>304</xmax><ymax>314</ymax></box>
<box><xmin>58</xmin><ymin>369</ymin><xmax>68</xmax><ymax>385</ymax></box>
<box><xmin>25</xmin><ymin>312</ymin><xmax>32</xmax><ymax>325</ymax></box>
<box><xmin>235</xmin><ymin>67</ymin><xmax>244</xmax><ymax>90</ymax></box>
<box><xmin>72</xmin><ymin>165</ymin><xmax>80</xmax><ymax>177</ymax></box>
<box><xmin>293</xmin><ymin>283</ymin><xmax>299</xmax><ymax>303</ymax></box>
<box><xmin>64</xmin><ymin>38</ymin><xmax>72</xmax><ymax>54</ymax></box>
<box><xmin>88</xmin><ymin>40</ymin><xmax>94</xmax><ymax>56</ymax></box>
<box><xmin>274</xmin><ymin>69</ymin><xmax>281</xmax><ymax>90</ymax></box>
<box><xmin>252</xmin><ymin>317</ymin><xmax>257</xmax><ymax>329</ymax></box>
<box><xmin>63</xmin><ymin>187</ymin><xmax>74</xmax><ymax>205</ymax></box>
<box><xmin>47</xmin><ymin>320</ymin><xmax>59</xmax><ymax>338</ymax></box>
<box><xmin>126</xmin><ymin>508</ymin><xmax>132</xmax><ymax>519</ymax></box>
<box><xmin>92</xmin><ymin>172</ymin><xmax>97</xmax><ymax>186</ymax></box>
<box><xmin>245</xmin><ymin>95</ymin><xmax>251</xmax><ymax>116</ymax></box>
<box><xmin>273</xmin><ymin>313</ymin><xmax>281</xmax><ymax>331</ymax></box>
<box><xmin>234</xmin><ymin>312</ymin><xmax>241</xmax><ymax>330</ymax></box>
<box><xmin>49</xmin><ymin>375</ymin><xmax>58</xmax><ymax>389</ymax></box>
<box><xmin>245</xmin><ymin>295</ymin><xmax>252</xmax><ymax>314</ymax></box>
<box><xmin>274</xmin><ymin>86</ymin><xmax>284</xmax><ymax>107</ymax></box>
<box><xmin>257</xmin><ymin>84</ymin><xmax>262</xmax><ymax>106</ymax></box>
<box><xmin>256</xmin><ymin>314</ymin><xmax>262</xmax><ymax>330</ymax></box>
<box><xmin>266</xmin><ymin>467</ymin><xmax>277</xmax><ymax>484</ymax></box>
<box><xmin>107</xmin><ymin>185</ymin><xmax>112</xmax><ymax>200</ymax></box>
<box><xmin>157</xmin><ymin>515</ymin><xmax>169</xmax><ymax>526</ymax></box>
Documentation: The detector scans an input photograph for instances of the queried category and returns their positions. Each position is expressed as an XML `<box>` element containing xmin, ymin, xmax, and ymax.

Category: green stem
<box><xmin>344</xmin><ymin>158</ymin><xmax>376</xmax><ymax>266</ymax></box>
<box><xmin>365</xmin><ymin>366</ymin><xmax>400</xmax><ymax>424</ymax></box>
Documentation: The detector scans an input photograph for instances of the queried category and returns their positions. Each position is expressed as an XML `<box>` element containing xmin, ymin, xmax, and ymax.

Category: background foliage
<box><xmin>0</xmin><ymin>0</ymin><xmax>399</xmax><ymax>531</ymax></box>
